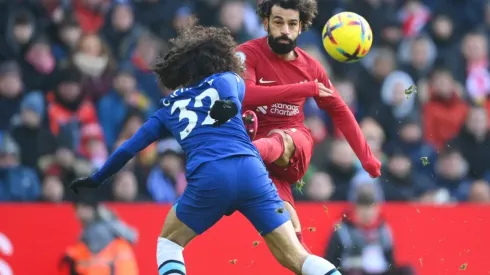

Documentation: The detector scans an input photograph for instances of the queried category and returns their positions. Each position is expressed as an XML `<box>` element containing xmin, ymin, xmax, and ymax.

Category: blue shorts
<box><xmin>175</xmin><ymin>156</ymin><xmax>290</xmax><ymax>235</ymax></box>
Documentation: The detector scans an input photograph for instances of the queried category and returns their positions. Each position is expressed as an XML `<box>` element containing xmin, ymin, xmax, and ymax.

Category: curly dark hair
<box><xmin>153</xmin><ymin>19</ymin><xmax>243</xmax><ymax>90</ymax></box>
<box><xmin>257</xmin><ymin>0</ymin><xmax>318</xmax><ymax>31</ymax></box>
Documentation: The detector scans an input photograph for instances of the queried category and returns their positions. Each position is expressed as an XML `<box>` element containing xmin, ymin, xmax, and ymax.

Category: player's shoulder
<box><xmin>210</xmin><ymin>72</ymin><xmax>242</xmax><ymax>86</ymax></box>
<box><xmin>237</xmin><ymin>37</ymin><xmax>266</xmax><ymax>55</ymax></box>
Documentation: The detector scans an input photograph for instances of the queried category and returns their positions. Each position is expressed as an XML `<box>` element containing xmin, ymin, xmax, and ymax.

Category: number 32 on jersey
<box><xmin>169</xmin><ymin>88</ymin><xmax>220</xmax><ymax>140</ymax></box>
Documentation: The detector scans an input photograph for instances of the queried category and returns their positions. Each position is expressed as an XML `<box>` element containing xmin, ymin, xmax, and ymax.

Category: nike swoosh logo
<box><xmin>259</xmin><ymin>78</ymin><xmax>276</xmax><ymax>84</ymax></box>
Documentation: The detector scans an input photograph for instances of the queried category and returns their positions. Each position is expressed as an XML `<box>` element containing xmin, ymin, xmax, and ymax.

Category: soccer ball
<box><xmin>322</xmin><ymin>12</ymin><xmax>373</xmax><ymax>63</ymax></box>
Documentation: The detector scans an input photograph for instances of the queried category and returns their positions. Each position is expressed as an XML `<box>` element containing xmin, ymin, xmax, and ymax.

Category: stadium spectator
<box><xmin>51</xmin><ymin>15</ymin><xmax>82</xmax><ymax>65</ymax></box>
<box><xmin>468</xmin><ymin>179</ymin><xmax>490</xmax><ymax>203</ymax></box>
<box><xmin>304</xmin><ymin>172</ymin><xmax>334</xmax><ymax>201</ymax></box>
<box><xmin>326</xmin><ymin>139</ymin><xmax>359</xmax><ymax>201</ymax></box>
<box><xmin>0</xmin><ymin>132</ymin><xmax>41</xmax><ymax>201</ymax></box>
<box><xmin>325</xmin><ymin>186</ymin><xmax>414</xmax><ymax>275</ymax></box>
<box><xmin>114</xmin><ymin>109</ymin><xmax>156</xmax><ymax>167</ymax></box>
<box><xmin>368</xmin><ymin>70</ymin><xmax>417</xmax><ymax>141</ymax></box>
<box><xmin>380</xmin><ymin>148</ymin><xmax>437</xmax><ymax>202</ymax></box>
<box><xmin>147</xmin><ymin>139</ymin><xmax>186</xmax><ymax>203</ymax></box>
<box><xmin>0</xmin><ymin>61</ymin><xmax>24</xmax><ymax>130</ymax></box>
<box><xmin>218</xmin><ymin>1</ymin><xmax>254</xmax><ymax>43</ymax></box>
<box><xmin>129</xmin><ymin>33</ymin><xmax>167</xmax><ymax>103</ymax></box>
<box><xmin>47</xmin><ymin>67</ymin><xmax>99</xmax><ymax>139</ymax></box>
<box><xmin>450</xmin><ymin>106</ymin><xmax>490</xmax><ymax>179</ymax></box>
<box><xmin>398</xmin><ymin>35</ymin><xmax>436</xmax><ymax>83</ymax></box>
<box><xmin>72</xmin><ymin>0</ymin><xmax>109</xmax><ymax>34</ymax></box>
<box><xmin>20</xmin><ymin>35</ymin><xmax>60</xmax><ymax>91</ymax></box>
<box><xmin>384</xmin><ymin>115</ymin><xmax>437</xmax><ymax>177</ymax></box>
<box><xmin>72</xmin><ymin>33</ymin><xmax>116</xmax><ymax>101</ymax></box>
<box><xmin>98</xmin><ymin>66</ymin><xmax>155</xmax><ymax>149</ymax></box>
<box><xmin>434</xmin><ymin>148</ymin><xmax>471</xmax><ymax>201</ymax></box>
<box><xmin>423</xmin><ymin>67</ymin><xmax>468</xmax><ymax>149</ymax></box>
<box><xmin>101</xmin><ymin>1</ymin><xmax>147</xmax><ymax>62</ymax></box>
<box><xmin>59</xmin><ymin>197</ymin><xmax>139</xmax><ymax>274</ymax></box>
<box><xmin>41</xmin><ymin>174</ymin><xmax>65</xmax><ymax>203</ymax></box>
<box><xmin>111</xmin><ymin>170</ymin><xmax>148</xmax><ymax>202</ymax></box>
<box><xmin>79</xmin><ymin>123</ymin><xmax>108</xmax><ymax>169</ymax></box>
<box><xmin>355</xmin><ymin>47</ymin><xmax>396</xmax><ymax>110</ymax></box>
<box><xmin>359</xmin><ymin>118</ymin><xmax>386</xmax><ymax>163</ymax></box>
<box><xmin>459</xmin><ymin>32</ymin><xmax>490</xmax><ymax>104</ymax></box>
<box><xmin>10</xmin><ymin>91</ymin><xmax>57</xmax><ymax>173</ymax></box>
<box><xmin>427</xmin><ymin>12</ymin><xmax>459</xmax><ymax>71</ymax></box>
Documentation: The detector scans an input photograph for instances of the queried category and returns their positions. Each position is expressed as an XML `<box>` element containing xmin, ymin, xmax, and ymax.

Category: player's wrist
<box><xmin>308</xmin><ymin>82</ymin><xmax>319</xmax><ymax>97</ymax></box>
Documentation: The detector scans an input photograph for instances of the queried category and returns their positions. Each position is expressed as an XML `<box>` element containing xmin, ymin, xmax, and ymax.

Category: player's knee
<box><xmin>269</xmin><ymin>130</ymin><xmax>295</xmax><ymax>167</ymax></box>
<box><xmin>284</xmin><ymin>202</ymin><xmax>302</xmax><ymax>232</ymax></box>
<box><xmin>159</xmin><ymin>209</ymin><xmax>196</xmax><ymax>247</ymax></box>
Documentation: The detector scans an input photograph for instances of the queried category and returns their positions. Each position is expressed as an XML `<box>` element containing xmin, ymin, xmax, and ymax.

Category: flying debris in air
<box><xmin>405</xmin><ymin>85</ymin><xmax>417</xmax><ymax>99</ymax></box>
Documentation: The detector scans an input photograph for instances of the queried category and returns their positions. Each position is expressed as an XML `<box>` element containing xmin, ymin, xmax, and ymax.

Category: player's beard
<box><xmin>268</xmin><ymin>33</ymin><xmax>296</xmax><ymax>55</ymax></box>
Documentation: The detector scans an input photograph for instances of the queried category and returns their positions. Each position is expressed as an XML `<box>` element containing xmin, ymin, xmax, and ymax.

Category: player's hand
<box><xmin>362</xmin><ymin>158</ymin><xmax>382</xmax><ymax>178</ymax></box>
<box><xmin>210</xmin><ymin>99</ymin><xmax>238</xmax><ymax>127</ymax></box>
<box><xmin>316</xmin><ymin>81</ymin><xmax>334</xmax><ymax>97</ymax></box>
<box><xmin>70</xmin><ymin>177</ymin><xmax>99</xmax><ymax>194</ymax></box>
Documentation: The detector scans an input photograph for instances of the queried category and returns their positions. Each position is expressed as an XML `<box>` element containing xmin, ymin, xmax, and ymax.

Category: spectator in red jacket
<box><xmin>423</xmin><ymin>67</ymin><xmax>469</xmax><ymax>149</ymax></box>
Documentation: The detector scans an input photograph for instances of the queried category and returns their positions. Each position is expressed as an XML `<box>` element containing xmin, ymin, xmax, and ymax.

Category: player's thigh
<box><xmin>263</xmin><ymin>220</ymin><xmax>308</xmax><ymax>273</ymax></box>
<box><xmin>271</xmin><ymin>177</ymin><xmax>302</xmax><ymax>232</ymax></box>
<box><xmin>236</xmin><ymin>157</ymin><xmax>290</xmax><ymax>235</ymax></box>
<box><xmin>270</xmin><ymin>128</ymin><xmax>313</xmax><ymax>183</ymax></box>
<box><xmin>272</xmin><ymin>176</ymin><xmax>295</xmax><ymax>206</ymax></box>
<box><xmin>174</xmin><ymin>160</ymin><xmax>237</xmax><ymax>236</ymax></box>
<box><xmin>160</xmin><ymin>206</ymin><xmax>197</xmax><ymax>247</ymax></box>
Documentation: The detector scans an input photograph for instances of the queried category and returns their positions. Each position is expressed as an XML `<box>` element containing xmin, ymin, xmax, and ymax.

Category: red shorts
<box><xmin>265</xmin><ymin>127</ymin><xmax>314</xmax><ymax>206</ymax></box>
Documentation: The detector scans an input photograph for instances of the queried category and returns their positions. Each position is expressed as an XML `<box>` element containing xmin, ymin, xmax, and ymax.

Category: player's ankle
<box><xmin>301</xmin><ymin>254</ymin><xmax>339</xmax><ymax>275</ymax></box>
<box><xmin>157</xmin><ymin>237</ymin><xmax>186</xmax><ymax>275</ymax></box>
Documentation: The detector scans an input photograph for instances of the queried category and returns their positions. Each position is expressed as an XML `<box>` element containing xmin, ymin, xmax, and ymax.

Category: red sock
<box><xmin>296</xmin><ymin>232</ymin><xmax>312</xmax><ymax>253</ymax></box>
<box><xmin>252</xmin><ymin>133</ymin><xmax>284</xmax><ymax>164</ymax></box>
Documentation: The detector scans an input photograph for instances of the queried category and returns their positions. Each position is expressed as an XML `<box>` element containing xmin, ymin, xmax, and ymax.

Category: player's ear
<box><xmin>263</xmin><ymin>19</ymin><xmax>269</xmax><ymax>32</ymax></box>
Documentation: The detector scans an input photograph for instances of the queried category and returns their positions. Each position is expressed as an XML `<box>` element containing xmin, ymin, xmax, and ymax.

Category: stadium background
<box><xmin>1</xmin><ymin>0</ymin><xmax>490</xmax><ymax>274</ymax></box>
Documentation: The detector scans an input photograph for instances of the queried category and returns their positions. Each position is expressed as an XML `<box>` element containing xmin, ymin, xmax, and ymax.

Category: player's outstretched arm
<box><xmin>243</xmin><ymin>80</ymin><xmax>319</xmax><ymax>106</ymax></box>
<box><xmin>91</xmin><ymin>116</ymin><xmax>163</xmax><ymax>184</ymax></box>
<box><xmin>238</xmin><ymin>46</ymin><xmax>319</xmax><ymax>106</ymax></box>
<box><xmin>314</xmin><ymin>78</ymin><xmax>381</xmax><ymax>178</ymax></box>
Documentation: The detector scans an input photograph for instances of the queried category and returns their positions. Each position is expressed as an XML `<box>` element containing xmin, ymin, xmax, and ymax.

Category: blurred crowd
<box><xmin>0</xmin><ymin>0</ymin><xmax>490</xmax><ymax>204</ymax></box>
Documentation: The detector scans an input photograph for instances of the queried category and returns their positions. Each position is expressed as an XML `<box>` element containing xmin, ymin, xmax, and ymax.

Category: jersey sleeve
<box><xmin>214</xmin><ymin>72</ymin><xmax>243</xmax><ymax>105</ymax></box>
<box><xmin>91</xmin><ymin>114</ymin><xmax>165</xmax><ymax>184</ymax></box>
<box><xmin>237</xmin><ymin>44</ymin><xmax>319</xmax><ymax>107</ymax></box>
<box><xmin>313</xmin><ymin>70</ymin><xmax>376</xmax><ymax>166</ymax></box>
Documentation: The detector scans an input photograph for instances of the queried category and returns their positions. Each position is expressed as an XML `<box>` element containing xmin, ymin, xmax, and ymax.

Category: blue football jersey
<box><xmin>156</xmin><ymin>72</ymin><xmax>260</xmax><ymax>176</ymax></box>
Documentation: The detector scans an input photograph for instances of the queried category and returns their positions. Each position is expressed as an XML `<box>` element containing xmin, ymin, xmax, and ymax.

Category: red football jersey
<box><xmin>237</xmin><ymin>37</ymin><xmax>379</xmax><ymax>172</ymax></box>
<box><xmin>237</xmin><ymin>37</ymin><xmax>329</xmax><ymax>137</ymax></box>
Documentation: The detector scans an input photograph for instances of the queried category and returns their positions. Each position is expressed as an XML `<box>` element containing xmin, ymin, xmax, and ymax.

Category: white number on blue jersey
<box><xmin>170</xmin><ymin>88</ymin><xmax>220</xmax><ymax>139</ymax></box>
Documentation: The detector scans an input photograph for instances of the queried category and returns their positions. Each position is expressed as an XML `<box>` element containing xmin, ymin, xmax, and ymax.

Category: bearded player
<box><xmin>235</xmin><ymin>0</ymin><xmax>382</xmax><ymax>251</ymax></box>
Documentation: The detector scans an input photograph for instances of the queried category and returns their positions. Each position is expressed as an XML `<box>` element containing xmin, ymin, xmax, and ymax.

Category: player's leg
<box><xmin>273</xmin><ymin>176</ymin><xmax>311</xmax><ymax>253</ymax></box>
<box><xmin>268</xmin><ymin>127</ymin><xmax>314</xmax><ymax>252</ymax></box>
<box><xmin>157</xmin><ymin>160</ymin><xmax>237</xmax><ymax>275</ymax></box>
<box><xmin>157</xmin><ymin>207</ymin><xmax>195</xmax><ymax>275</ymax></box>
<box><xmin>237</xmin><ymin>158</ymin><xmax>340</xmax><ymax>275</ymax></box>
<box><xmin>264</xmin><ymin>222</ymin><xmax>341</xmax><ymax>275</ymax></box>
<box><xmin>243</xmin><ymin>110</ymin><xmax>295</xmax><ymax>165</ymax></box>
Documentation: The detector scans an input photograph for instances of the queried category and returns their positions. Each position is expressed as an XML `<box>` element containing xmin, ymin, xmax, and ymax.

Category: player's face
<box><xmin>265</xmin><ymin>5</ymin><xmax>301</xmax><ymax>55</ymax></box>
